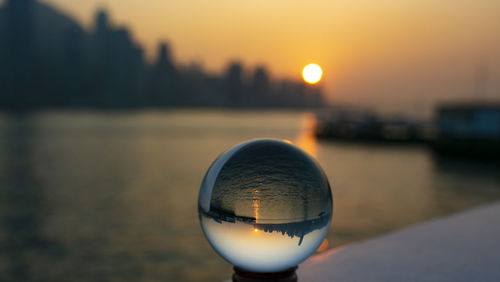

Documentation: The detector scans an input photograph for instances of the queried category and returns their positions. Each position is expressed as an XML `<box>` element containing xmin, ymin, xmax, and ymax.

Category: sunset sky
<box><xmin>40</xmin><ymin>0</ymin><xmax>500</xmax><ymax>115</ymax></box>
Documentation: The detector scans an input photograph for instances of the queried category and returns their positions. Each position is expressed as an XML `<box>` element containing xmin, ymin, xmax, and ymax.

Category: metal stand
<box><xmin>232</xmin><ymin>266</ymin><xmax>297</xmax><ymax>282</ymax></box>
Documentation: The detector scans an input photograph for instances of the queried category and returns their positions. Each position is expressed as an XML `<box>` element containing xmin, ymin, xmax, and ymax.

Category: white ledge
<box><xmin>299</xmin><ymin>202</ymin><xmax>500</xmax><ymax>282</ymax></box>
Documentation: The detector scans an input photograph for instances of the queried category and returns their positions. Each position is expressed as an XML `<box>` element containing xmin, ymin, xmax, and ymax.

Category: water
<box><xmin>0</xmin><ymin>110</ymin><xmax>499</xmax><ymax>281</ymax></box>
<box><xmin>198</xmin><ymin>139</ymin><xmax>332</xmax><ymax>272</ymax></box>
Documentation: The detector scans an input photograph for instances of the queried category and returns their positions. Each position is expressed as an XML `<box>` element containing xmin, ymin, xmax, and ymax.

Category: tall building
<box><xmin>1</xmin><ymin>0</ymin><xmax>35</xmax><ymax>108</ymax></box>
<box><xmin>0</xmin><ymin>0</ymin><xmax>85</xmax><ymax>108</ymax></box>
<box><xmin>87</xmin><ymin>9</ymin><xmax>145</xmax><ymax>107</ymax></box>
<box><xmin>251</xmin><ymin>66</ymin><xmax>271</xmax><ymax>107</ymax></box>
<box><xmin>149</xmin><ymin>42</ymin><xmax>180</xmax><ymax>106</ymax></box>
<box><xmin>226</xmin><ymin>62</ymin><xmax>244</xmax><ymax>107</ymax></box>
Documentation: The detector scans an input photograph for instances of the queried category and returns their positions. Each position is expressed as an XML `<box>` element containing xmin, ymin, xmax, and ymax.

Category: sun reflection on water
<box><xmin>252</xmin><ymin>192</ymin><xmax>260</xmax><ymax>222</ymax></box>
<box><xmin>295</xmin><ymin>113</ymin><xmax>318</xmax><ymax>158</ymax></box>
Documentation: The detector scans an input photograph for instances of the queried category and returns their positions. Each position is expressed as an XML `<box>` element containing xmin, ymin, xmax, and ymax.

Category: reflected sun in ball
<box><xmin>302</xmin><ymin>64</ymin><xmax>323</xmax><ymax>84</ymax></box>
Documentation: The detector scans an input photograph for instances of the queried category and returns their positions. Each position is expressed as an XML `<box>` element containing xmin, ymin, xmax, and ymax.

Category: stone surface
<box><xmin>299</xmin><ymin>202</ymin><xmax>500</xmax><ymax>282</ymax></box>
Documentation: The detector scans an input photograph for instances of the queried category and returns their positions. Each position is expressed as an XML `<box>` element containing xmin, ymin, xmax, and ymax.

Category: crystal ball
<box><xmin>198</xmin><ymin>139</ymin><xmax>333</xmax><ymax>273</ymax></box>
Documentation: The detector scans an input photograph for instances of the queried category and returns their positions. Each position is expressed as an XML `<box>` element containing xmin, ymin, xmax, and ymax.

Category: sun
<box><xmin>302</xmin><ymin>64</ymin><xmax>323</xmax><ymax>84</ymax></box>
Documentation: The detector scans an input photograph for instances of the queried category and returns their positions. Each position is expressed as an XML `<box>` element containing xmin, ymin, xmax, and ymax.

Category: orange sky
<box><xmin>41</xmin><ymin>0</ymin><xmax>500</xmax><ymax>115</ymax></box>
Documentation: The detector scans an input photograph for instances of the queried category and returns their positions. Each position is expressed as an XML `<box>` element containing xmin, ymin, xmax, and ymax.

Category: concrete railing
<box><xmin>299</xmin><ymin>202</ymin><xmax>500</xmax><ymax>282</ymax></box>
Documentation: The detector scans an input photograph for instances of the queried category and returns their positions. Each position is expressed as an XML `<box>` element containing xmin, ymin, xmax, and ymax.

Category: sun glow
<box><xmin>302</xmin><ymin>64</ymin><xmax>322</xmax><ymax>84</ymax></box>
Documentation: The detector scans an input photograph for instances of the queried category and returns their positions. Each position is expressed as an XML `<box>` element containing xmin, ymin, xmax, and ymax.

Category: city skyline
<box><xmin>0</xmin><ymin>0</ymin><xmax>324</xmax><ymax>109</ymax></box>
<box><xmin>39</xmin><ymin>0</ymin><xmax>500</xmax><ymax>115</ymax></box>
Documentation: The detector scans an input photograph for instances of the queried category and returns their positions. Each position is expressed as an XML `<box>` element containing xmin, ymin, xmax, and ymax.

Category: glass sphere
<box><xmin>198</xmin><ymin>139</ymin><xmax>333</xmax><ymax>273</ymax></box>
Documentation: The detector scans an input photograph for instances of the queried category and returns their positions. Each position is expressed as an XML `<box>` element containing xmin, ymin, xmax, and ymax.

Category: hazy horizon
<box><xmin>6</xmin><ymin>0</ymin><xmax>500</xmax><ymax>115</ymax></box>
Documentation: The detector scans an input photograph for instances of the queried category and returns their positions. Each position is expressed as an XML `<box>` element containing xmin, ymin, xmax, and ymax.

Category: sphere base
<box><xmin>232</xmin><ymin>266</ymin><xmax>297</xmax><ymax>282</ymax></box>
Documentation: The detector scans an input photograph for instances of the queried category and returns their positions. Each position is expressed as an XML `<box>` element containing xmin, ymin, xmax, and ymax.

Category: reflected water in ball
<box><xmin>198</xmin><ymin>139</ymin><xmax>333</xmax><ymax>273</ymax></box>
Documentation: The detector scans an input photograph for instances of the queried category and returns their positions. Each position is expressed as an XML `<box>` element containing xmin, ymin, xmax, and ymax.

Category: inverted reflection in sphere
<box><xmin>199</xmin><ymin>139</ymin><xmax>333</xmax><ymax>272</ymax></box>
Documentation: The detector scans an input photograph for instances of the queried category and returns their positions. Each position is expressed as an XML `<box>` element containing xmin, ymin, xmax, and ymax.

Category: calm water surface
<box><xmin>0</xmin><ymin>110</ymin><xmax>499</xmax><ymax>281</ymax></box>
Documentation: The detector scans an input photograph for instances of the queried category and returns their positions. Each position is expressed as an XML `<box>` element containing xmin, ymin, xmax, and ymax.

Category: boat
<box><xmin>315</xmin><ymin>108</ymin><xmax>430</xmax><ymax>144</ymax></box>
